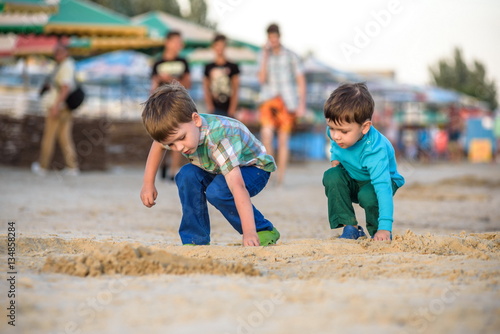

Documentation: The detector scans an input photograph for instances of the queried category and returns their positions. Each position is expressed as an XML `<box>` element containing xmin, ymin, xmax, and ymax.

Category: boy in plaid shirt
<box><xmin>140</xmin><ymin>83</ymin><xmax>280</xmax><ymax>246</ymax></box>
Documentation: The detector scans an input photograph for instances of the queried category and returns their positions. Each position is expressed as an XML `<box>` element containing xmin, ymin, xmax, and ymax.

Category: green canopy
<box><xmin>48</xmin><ymin>0</ymin><xmax>129</xmax><ymax>25</ymax></box>
<box><xmin>133</xmin><ymin>10</ymin><xmax>260</xmax><ymax>62</ymax></box>
<box><xmin>0</xmin><ymin>1</ymin><xmax>260</xmax><ymax>58</ymax></box>
<box><xmin>133</xmin><ymin>10</ymin><xmax>260</xmax><ymax>52</ymax></box>
<box><xmin>45</xmin><ymin>0</ymin><xmax>146</xmax><ymax>37</ymax></box>
<box><xmin>0</xmin><ymin>0</ymin><xmax>145</xmax><ymax>36</ymax></box>
<box><xmin>133</xmin><ymin>11</ymin><xmax>213</xmax><ymax>47</ymax></box>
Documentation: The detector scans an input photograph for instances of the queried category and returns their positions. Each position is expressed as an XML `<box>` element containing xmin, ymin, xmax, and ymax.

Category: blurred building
<box><xmin>0</xmin><ymin>0</ymin><xmax>495</xmax><ymax>163</ymax></box>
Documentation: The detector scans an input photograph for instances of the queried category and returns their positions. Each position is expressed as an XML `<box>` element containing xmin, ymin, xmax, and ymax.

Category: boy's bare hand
<box><xmin>242</xmin><ymin>232</ymin><xmax>260</xmax><ymax>246</ymax></box>
<box><xmin>373</xmin><ymin>230</ymin><xmax>391</xmax><ymax>241</ymax></box>
<box><xmin>331</xmin><ymin>160</ymin><xmax>340</xmax><ymax>167</ymax></box>
<box><xmin>140</xmin><ymin>184</ymin><xmax>158</xmax><ymax>208</ymax></box>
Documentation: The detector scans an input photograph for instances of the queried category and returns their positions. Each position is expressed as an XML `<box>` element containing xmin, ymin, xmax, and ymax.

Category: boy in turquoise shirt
<box><xmin>322</xmin><ymin>83</ymin><xmax>405</xmax><ymax>241</ymax></box>
<box><xmin>140</xmin><ymin>83</ymin><xmax>279</xmax><ymax>246</ymax></box>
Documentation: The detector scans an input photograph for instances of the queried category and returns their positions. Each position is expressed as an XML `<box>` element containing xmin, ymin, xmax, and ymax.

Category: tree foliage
<box><xmin>429</xmin><ymin>47</ymin><xmax>498</xmax><ymax>110</ymax></box>
<box><xmin>185</xmin><ymin>0</ymin><xmax>216</xmax><ymax>29</ymax></box>
<box><xmin>88</xmin><ymin>0</ymin><xmax>214</xmax><ymax>28</ymax></box>
<box><xmin>89</xmin><ymin>0</ymin><xmax>181</xmax><ymax>17</ymax></box>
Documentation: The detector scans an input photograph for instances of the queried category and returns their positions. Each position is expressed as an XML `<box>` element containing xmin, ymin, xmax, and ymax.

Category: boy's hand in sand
<box><xmin>331</xmin><ymin>160</ymin><xmax>340</xmax><ymax>167</ymax></box>
<box><xmin>242</xmin><ymin>232</ymin><xmax>260</xmax><ymax>247</ymax></box>
<box><xmin>373</xmin><ymin>230</ymin><xmax>391</xmax><ymax>241</ymax></box>
<box><xmin>140</xmin><ymin>184</ymin><xmax>158</xmax><ymax>208</ymax></box>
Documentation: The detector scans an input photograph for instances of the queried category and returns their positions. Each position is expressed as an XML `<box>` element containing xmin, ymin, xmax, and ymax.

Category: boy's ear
<box><xmin>361</xmin><ymin>121</ymin><xmax>372</xmax><ymax>135</ymax></box>
<box><xmin>192</xmin><ymin>113</ymin><xmax>202</xmax><ymax>127</ymax></box>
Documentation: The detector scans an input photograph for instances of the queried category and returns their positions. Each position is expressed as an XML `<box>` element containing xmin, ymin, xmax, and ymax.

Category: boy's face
<box><xmin>54</xmin><ymin>46</ymin><xmax>68</xmax><ymax>63</ymax></box>
<box><xmin>212</xmin><ymin>40</ymin><xmax>226</xmax><ymax>57</ymax></box>
<box><xmin>161</xmin><ymin>113</ymin><xmax>202</xmax><ymax>154</ymax></box>
<box><xmin>327</xmin><ymin>119</ymin><xmax>371</xmax><ymax>149</ymax></box>
<box><xmin>267</xmin><ymin>32</ymin><xmax>280</xmax><ymax>49</ymax></box>
<box><xmin>165</xmin><ymin>35</ymin><xmax>184</xmax><ymax>54</ymax></box>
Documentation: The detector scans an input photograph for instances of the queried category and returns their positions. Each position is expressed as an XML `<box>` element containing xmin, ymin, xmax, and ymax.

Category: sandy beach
<box><xmin>1</xmin><ymin>160</ymin><xmax>499</xmax><ymax>334</ymax></box>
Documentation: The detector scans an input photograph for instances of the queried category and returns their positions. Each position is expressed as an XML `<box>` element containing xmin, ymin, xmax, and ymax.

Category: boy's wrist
<box><xmin>243</xmin><ymin>229</ymin><xmax>257</xmax><ymax>236</ymax></box>
<box><xmin>241</xmin><ymin>223</ymin><xmax>257</xmax><ymax>235</ymax></box>
<box><xmin>142</xmin><ymin>179</ymin><xmax>156</xmax><ymax>187</ymax></box>
<box><xmin>378</xmin><ymin>220</ymin><xmax>393</xmax><ymax>232</ymax></box>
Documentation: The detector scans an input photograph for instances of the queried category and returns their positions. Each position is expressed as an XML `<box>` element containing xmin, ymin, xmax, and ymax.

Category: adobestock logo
<box><xmin>213</xmin><ymin>0</ymin><xmax>245</xmax><ymax>18</ymax></box>
<box><xmin>340</xmin><ymin>0</ymin><xmax>403</xmax><ymax>63</ymax></box>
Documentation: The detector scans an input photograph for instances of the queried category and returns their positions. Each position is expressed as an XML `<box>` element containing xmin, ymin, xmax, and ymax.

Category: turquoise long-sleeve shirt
<box><xmin>327</xmin><ymin>126</ymin><xmax>405</xmax><ymax>231</ymax></box>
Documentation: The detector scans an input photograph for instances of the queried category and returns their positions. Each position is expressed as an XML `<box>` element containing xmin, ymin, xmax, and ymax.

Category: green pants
<box><xmin>322</xmin><ymin>166</ymin><xmax>399</xmax><ymax>237</ymax></box>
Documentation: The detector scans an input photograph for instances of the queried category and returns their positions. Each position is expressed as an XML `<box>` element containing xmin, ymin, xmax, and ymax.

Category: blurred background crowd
<box><xmin>0</xmin><ymin>0</ymin><xmax>499</xmax><ymax>171</ymax></box>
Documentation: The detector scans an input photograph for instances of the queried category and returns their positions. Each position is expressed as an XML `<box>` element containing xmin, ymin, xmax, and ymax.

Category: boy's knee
<box><xmin>205</xmin><ymin>187</ymin><xmax>218</xmax><ymax>204</ymax></box>
<box><xmin>322</xmin><ymin>167</ymin><xmax>345</xmax><ymax>188</ymax></box>
<box><xmin>175</xmin><ymin>164</ymin><xmax>199</xmax><ymax>185</ymax></box>
<box><xmin>205</xmin><ymin>175</ymin><xmax>234</xmax><ymax>207</ymax></box>
<box><xmin>206</xmin><ymin>181</ymin><xmax>230</xmax><ymax>205</ymax></box>
<box><xmin>358</xmin><ymin>189</ymin><xmax>378</xmax><ymax>208</ymax></box>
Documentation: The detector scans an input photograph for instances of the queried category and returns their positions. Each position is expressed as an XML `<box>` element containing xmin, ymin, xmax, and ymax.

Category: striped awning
<box><xmin>13</xmin><ymin>34</ymin><xmax>63</xmax><ymax>55</ymax></box>
<box><xmin>0</xmin><ymin>33</ymin><xmax>16</xmax><ymax>56</ymax></box>
<box><xmin>0</xmin><ymin>0</ymin><xmax>59</xmax><ymax>14</ymax></box>
<box><xmin>0</xmin><ymin>0</ymin><xmax>147</xmax><ymax>37</ymax></box>
<box><xmin>44</xmin><ymin>23</ymin><xmax>146</xmax><ymax>37</ymax></box>
<box><xmin>90</xmin><ymin>36</ymin><xmax>162</xmax><ymax>50</ymax></box>
<box><xmin>0</xmin><ymin>12</ymin><xmax>48</xmax><ymax>33</ymax></box>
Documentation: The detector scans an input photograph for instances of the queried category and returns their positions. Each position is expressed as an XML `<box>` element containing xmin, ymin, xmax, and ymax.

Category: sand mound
<box><xmin>42</xmin><ymin>244</ymin><xmax>260</xmax><ymax>277</ymax></box>
<box><xmin>358</xmin><ymin>230</ymin><xmax>499</xmax><ymax>259</ymax></box>
<box><xmin>394</xmin><ymin>230</ymin><xmax>500</xmax><ymax>256</ymax></box>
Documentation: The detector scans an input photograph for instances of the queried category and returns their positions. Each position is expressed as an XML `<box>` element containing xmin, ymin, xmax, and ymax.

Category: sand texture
<box><xmin>0</xmin><ymin>161</ymin><xmax>499</xmax><ymax>334</ymax></box>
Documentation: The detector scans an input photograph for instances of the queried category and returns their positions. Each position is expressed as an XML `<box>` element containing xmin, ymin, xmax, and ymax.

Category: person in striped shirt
<box><xmin>140</xmin><ymin>82</ymin><xmax>280</xmax><ymax>246</ymax></box>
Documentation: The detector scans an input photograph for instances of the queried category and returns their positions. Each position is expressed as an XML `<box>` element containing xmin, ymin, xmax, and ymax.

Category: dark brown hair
<box><xmin>212</xmin><ymin>33</ymin><xmax>227</xmax><ymax>44</ymax></box>
<box><xmin>266</xmin><ymin>23</ymin><xmax>280</xmax><ymax>35</ymax></box>
<box><xmin>323</xmin><ymin>82</ymin><xmax>374</xmax><ymax>125</ymax></box>
<box><xmin>165</xmin><ymin>30</ymin><xmax>181</xmax><ymax>40</ymax></box>
<box><xmin>142</xmin><ymin>82</ymin><xmax>197</xmax><ymax>142</ymax></box>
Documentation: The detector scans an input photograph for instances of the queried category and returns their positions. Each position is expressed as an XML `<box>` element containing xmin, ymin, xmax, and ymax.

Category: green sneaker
<box><xmin>257</xmin><ymin>228</ymin><xmax>280</xmax><ymax>246</ymax></box>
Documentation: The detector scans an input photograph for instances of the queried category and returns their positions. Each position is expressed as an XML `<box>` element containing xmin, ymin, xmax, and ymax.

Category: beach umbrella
<box><xmin>422</xmin><ymin>86</ymin><xmax>461</xmax><ymax>104</ymax></box>
<box><xmin>76</xmin><ymin>50</ymin><xmax>151</xmax><ymax>80</ymax></box>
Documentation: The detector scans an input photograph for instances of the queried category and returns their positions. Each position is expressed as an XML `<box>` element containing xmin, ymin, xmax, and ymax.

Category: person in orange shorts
<box><xmin>260</xmin><ymin>96</ymin><xmax>295</xmax><ymax>133</ymax></box>
<box><xmin>258</xmin><ymin>23</ymin><xmax>306</xmax><ymax>186</ymax></box>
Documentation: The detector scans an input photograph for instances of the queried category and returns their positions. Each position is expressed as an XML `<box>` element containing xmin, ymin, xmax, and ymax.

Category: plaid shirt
<box><xmin>182</xmin><ymin>114</ymin><xmax>276</xmax><ymax>175</ymax></box>
<box><xmin>259</xmin><ymin>46</ymin><xmax>304</xmax><ymax>111</ymax></box>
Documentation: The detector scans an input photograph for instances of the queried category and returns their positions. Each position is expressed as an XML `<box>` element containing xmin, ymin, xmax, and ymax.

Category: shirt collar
<box><xmin>271</xmin><ymin>45</ymin><xmax>286</xmax><ymax>56</ymax></box>
<box><xmin>198</xmin><ymin>114</ymin><xmax>208</xmax><ymax>146</ymax></box>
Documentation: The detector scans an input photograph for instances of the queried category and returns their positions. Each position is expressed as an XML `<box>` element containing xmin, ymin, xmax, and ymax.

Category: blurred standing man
<box><xmin>203</xmin><ymin>34</ymin><xmax>240</xmax><ymax>117</ymax></box>
<box><xmin>258</xmin><ymin>23</ymin><xmax>306</xmax><ymax>186</ymax></box>
<box><xmin>32</xmin><ymin>43</ymin><xmax>80</xmax><ymax>176</ymax></box>
<box><xmin>150</xmin><ymin>30</ymin><xmax>191</xmax><ymax>181</ymax></box>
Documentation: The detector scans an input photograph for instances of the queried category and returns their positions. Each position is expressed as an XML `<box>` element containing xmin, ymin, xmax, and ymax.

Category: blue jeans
<box><xmin>175</xmin><ymin>164</ymin><xmax>274</xmax><ymax>244</ymax></box>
